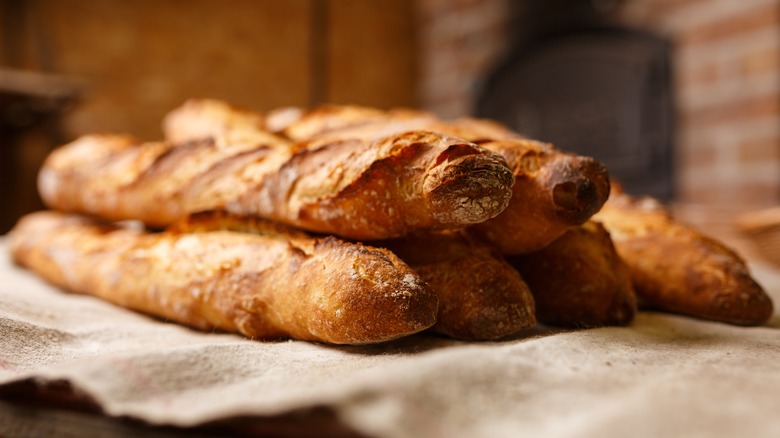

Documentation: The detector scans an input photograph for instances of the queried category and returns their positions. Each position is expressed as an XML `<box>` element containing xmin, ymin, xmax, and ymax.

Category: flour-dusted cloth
<box><xmin>2</xmin><ymin>238</ymin><xmax>780</xmax><ymax>438</ymax></box>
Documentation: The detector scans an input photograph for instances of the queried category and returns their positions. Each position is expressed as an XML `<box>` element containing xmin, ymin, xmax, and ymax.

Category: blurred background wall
<box><xmin>1</xmin><ymin>0</ymin><xmax>778</xmax><ymax>234</ymax></box>
<box><xmin>417</xmin><ymin>0</ymin><xmax>780</xmax><ymax>209</ymax></box>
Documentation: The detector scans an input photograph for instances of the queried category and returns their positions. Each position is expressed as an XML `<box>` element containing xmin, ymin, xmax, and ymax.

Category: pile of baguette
<box><xmin>8</xmin><ymin>99</ymin><xmax>774</xmax><ymax>344</ymax></box>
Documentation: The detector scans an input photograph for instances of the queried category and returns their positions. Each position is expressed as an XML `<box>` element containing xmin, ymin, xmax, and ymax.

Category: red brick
<box><xmin>679</xmin><ymin>180</ymin><xmax>780</xmax><ymax>205</ymax></box>
<box><xmin>680</xmin><ymin>94</ymin><xmax>780</xmax><ymax>126</ymax></box>
<box><xmin>738</xmin><ymin>137</ymin><xmax>780</xmax><ymax>162</ymax></box>
<box><xmin>614</xmin><ymin>0</ymin><xmax>709</xmax><ymax>29</ymax></box>
<box><xmin>728</xmin><ymin>181</ymin><xmax>780</xmax><ymax>204</ymax></box>
<box><xmin>740</xmin><ymin>47</ymin><xmax>780</xmax><ymax>77</ymax></box>
<box><xmin>679</xmin><ymin>144</ymin><xmax>718</xmax><ymax>168</ymax></box>
<box><xmin>677</xmin><ymin>185</ymin><xmax>721</xmax><ymax>204</ymax></box>
<box><xmin>676</xmin><ymin>63</ymin><xmax>721</xmax><ymax>89</ymax></box>
<box><xmin>639</xmin><ymin>0</ymin><xmax>711</xmax><ymax>19</ymax></box>
<box><xmin>677</xmin><ymin>2</ymin><xmax>780</xmax><ymax>46</ymax></box>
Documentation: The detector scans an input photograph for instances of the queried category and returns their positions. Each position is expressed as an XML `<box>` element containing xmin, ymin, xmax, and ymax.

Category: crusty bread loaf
<box><xmin>594</xmin><ymin>189</ymin><xmax>774</xmax><ymax>326</ymax></box>
<box><xmin>274</xmin><ymin>104</ymin><xmax>611</xmax><ymax>254</ymax></box>
<box><xmin>380</xmin><ymin>231</ymin><xmax>536</xmax><ymax>340</ymax></box>
<box><xmin>179</xmin><ymin>212</ymin><xmax>536</xmax><ymax>340</ymax></box>
<box><xmin>9</xmin><ymin>211</ymin><xmax>439</xmax><ymax>344</ymax></box>
<box><xmin>162</xmin><ymin>101</ymin><xmax>609</xmax><ymax>253</ymax></box>
<box><xmin>163</xmin><ymin>100</ymin><xmax>611</xmax><ymax>254</ymax></box>
<box><xmin>472</xmin><ymin>138</ymin><xmax>611</xmax><ymax>254</ymax></box>
<box><xmin>39</xmin><ymin>129</ymin><xmax>515</xmax><ymax>239</ymax></box>
<box><xmin>253</xmin><ymin>130</ymin><xmax>515</xmax><ymax>239</ymax></box>
<box><xmin>280</xmin><ymin>104</ymin><xmax>434</xmax><ymax>142</ymax></box>
<box><xmin>510</xmin><ymin>221</ymin><xmax>637</xmax><ymax>328</ymax></box>
<box><xmin>162</xmin><ymin>98</ymin><xmax>289</xmax><ymax>151</ymax></box>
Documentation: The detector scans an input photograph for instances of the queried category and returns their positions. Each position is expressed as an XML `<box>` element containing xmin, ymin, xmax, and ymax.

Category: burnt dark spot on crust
<box><xmin>549</xmin><ymin>156</ymin><xmax>610</xmax><ymax>224</ymax></box>
<box><xmin>552</xmin><ymin>181</ymin><xmax>579</xmax><ymax>210</ymax></box>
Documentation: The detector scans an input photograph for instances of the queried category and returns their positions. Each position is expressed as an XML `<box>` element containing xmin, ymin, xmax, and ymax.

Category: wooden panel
<box><xmin>326</xmin><ymin>0</ymin><xmax>417</xmax><ymax>108</ymax></box>
<box><xmin>38</xmin><ymin>0</ymin><xmax>314</xmax><ymax>140</ymax></box>
<box><xmin>6</xmin><ymin>0</ymin><xmax>420</xmax><ymax>138</ymax></box>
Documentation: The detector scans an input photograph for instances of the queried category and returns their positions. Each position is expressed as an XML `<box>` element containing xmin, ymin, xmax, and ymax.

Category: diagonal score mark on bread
<box><xmin>9</xmin><ymin>211</ymin><xmax>439</xmax><ymax>344</ymax></box>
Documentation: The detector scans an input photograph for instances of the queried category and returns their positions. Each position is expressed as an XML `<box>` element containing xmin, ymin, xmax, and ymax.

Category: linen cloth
<box><xmin>1</xmin><ymin>239</ymin><xmax>779</xmax><ymax>438</ymax></box>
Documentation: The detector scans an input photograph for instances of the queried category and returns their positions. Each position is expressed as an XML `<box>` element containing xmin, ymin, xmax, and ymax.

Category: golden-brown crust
<box><xmin>274</xmin><ymin>104</ymin><xmax>611</xmax><ymax>253</ymax></box>
<box><xmin>37</xmin><ymin>133</ymin><xmax>145</xmax><ymax>220</ymax></box>
<box><xmin>40</xmin><ymin>125</ymin><xmax>514</xmax><ymax>239</ymax></box>
<box><xmin>282</xmin><ymin>104</ymin><xmax>434</xmax><ymax>142</ymax></box>
<box><xmin>472</xmin><ymin>139</ymin><xmax>611</xmax><ymax>254</ymax></box>
<box><xmin>182</xmin><ymin>212</ymin><xmax>536</xmax><ymax>340</ymax></box>
<box><xmin>510</xmin><ymin>221</ymin><xmax>637</xmax><ymax>328</ymax></box>
<box><xmin>38</xmin><ymin>132</ymin><xmax>290</xmax><ymax>227</ymax></box>
<box><xmin>264</xmin><ymin>106</ymin><xmax>304</xmax><ymax>133</ymax></box>
<box><xmin>244</xmin><ymin>131</ymin><xmax>515</xmax><ymax>239</ymax></box>
<box><xmin>9</xmin><ymin>211</ymin><xmax>439</xmax><ymax>344</ymax></box>
<box><xmin>595</xmin><ymin>192</ymin><xmax>774</xmax><ymax>326</ymax></box>
<box><xmin>162</xmin><ymin>98</ymin><xmax>288</xmax><ymax>151</ymax></box>
<box><xmin>379</xmin><ymin>231</ymin><xmax>537</xmax><ymax>340</ymax></box>
<box><xmin>172</xmin><ymin>210</ymin><xmax>312</xmax><ymax>239</ymax></box>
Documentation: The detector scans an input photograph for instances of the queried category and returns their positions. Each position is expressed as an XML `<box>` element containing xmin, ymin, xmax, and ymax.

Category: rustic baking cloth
<box><xmin>2</xmin><ymin>239</ymin><xmax>780</xmax><ymax>438</ymax></box>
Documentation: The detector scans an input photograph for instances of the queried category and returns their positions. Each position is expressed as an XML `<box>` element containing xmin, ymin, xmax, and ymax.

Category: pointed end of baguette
<box><xmin>324</xmin><ymin>277</ymin><xmax>440</xmax><ymax>345</ymax></box>
<box><xmin>548</xmin><ymin>155</ymin><xmax>611</xmax><ymax>225</ymax></box>
<box><xmin>307</xmin><ymin>240</ymin><xmax>439</xmax><ymax>344</ymax></box>
<box><xmin>700</xmin><ymin>268</ymin><xmax>774</xmax><ymax>326</ymax></box>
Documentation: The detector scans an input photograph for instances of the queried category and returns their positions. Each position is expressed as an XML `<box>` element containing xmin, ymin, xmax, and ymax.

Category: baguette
<box><xmin>9</xmin><ymin>211</ymin><xmax>439</xmax><ymax>344</ymax></box>
<box><xmin>472</xmin><ymin>138</ymin><xmax>610</xmax><ymax>254</ymax></box>
<box><xmin>244</xmin><ymin>130</ymin><xmax>515</xmax><ymax>239</ymax></box>
<box><xmin>380</xmin><ymin>231</ymin><xmax>536</xmax><ymax>340</ymax></box>
<box><xmin>594</xmin><ymin>190</ymin><xmax>774</xmax><ymax>326</ymax></box>
<box><xmin>275</xmin><ymin>104</ymin><xmax>611</xmax><ymax>253</ymax></box>
<box><xmin>280</xmin><ymin>104</ymin><xmax>434</xmax><ymax>142</ymax></box>
<box><xmin>38</xmin><ymin>133</ymin><xmax>291</xmax><ymax>227</ymax></box>
<box><xmin>510</xmin><ymin>221</ymin><xmax>637</xmax><ymax>328</ymax></box>
<box><xmin>162</xmin><ymin>98</ymin><xmax>289</xmax><ymax>151</ymax></box>
<box><xmin>180</xmin><ymin>212</ymin><xmax>536</xmax><ymax>340</ymax></box>
<box><xmin>39</xmin><ymin>129</ymin><xmax>515</xmax><ymax>239</ymax></box>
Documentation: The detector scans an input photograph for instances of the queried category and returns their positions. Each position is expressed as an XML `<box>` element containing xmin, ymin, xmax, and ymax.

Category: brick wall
<box><xmin>417</xmin><ymin>0</ymin><xmax>780</xmax><ymax>208</ymax></box>
<box><xmin>617</xmin><ymin>0</ymin><xmax>780</xmax><ymax>207</ymax></box>
<box><xmin>416</xmin><ymin>0</ymin><xmax>512</xmax><ymax>119</ymax></box>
